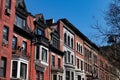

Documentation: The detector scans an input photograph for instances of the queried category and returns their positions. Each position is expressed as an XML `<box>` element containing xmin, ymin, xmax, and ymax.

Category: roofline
<box><xmin>59</xmin><ymin>18</ymin><xmax>99</xmax><ymax>51</ymax></box>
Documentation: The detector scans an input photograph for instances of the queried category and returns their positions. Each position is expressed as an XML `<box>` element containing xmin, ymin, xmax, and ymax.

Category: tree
<box><xmin>92</xmin><ymin>0</ymin><xmax>120</xmax><ymax>70</ymax></box>
<box><xmin>105</xmin><ymin>0</ymin><xmax>120</xmax><ymax>43</ymax></box>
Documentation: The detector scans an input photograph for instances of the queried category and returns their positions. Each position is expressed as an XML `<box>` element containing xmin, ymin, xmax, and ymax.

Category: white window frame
<box><xmin>76</xmin><ymin>41</ymin><xmax>83</xmax><ymax>54</ymax></box>
<box><xmin>10</xmin><ymin>58</ymin><xmax>28</xmax><ymax>80</ymax></box>
<box><xmin>35</xmin><ymin>45</ymin><xmax>49</xmax><ymax>66</ymax></box>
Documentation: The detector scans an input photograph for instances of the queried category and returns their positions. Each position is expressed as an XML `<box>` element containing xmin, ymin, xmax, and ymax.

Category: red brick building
<box><xmin>0</xmin><ymin>0</ymin><xmax>120</xmax><ymax>80</ymax></box>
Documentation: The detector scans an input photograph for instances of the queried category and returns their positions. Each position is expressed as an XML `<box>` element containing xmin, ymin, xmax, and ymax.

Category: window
<box><xmin>53</xmin><ymin>75</ymin><xmax>57</xmax><ymax>80</ymax></box>
<box><xmin>0</xmin><ymin>57</ymin><xmax>6</xmax><ymax>77</ymax></box>
<box><xmin>64</xmin><ymin>33</ymin><xmax>67</xmax><ymax>44</ymax></box>
<box><xmin>58</xmin><ymin>58</ymin><xmax>61</xmax><ymax>68</ymax></box>
<box><xmin>93</xmin><ymin>55</ymin><xmax>97</xmax><ymax>64</ymax></box>
<box><xmin>77</xmin><ymin>59</ymin><xmax>79</xmax><ymax>69</ymax></box>
<box><xmin>12</xmin><ymin>36</ymin><xmax>17</xmax><ymax>50</ymax></box>
<box><xmin>67</xmin><ymin>51</ymin><xmax>70</xmax><ymax>63</ymax></box>
<box><xmin>52</xmin><ymin>37</ymin><xmax>59</xmax><ymax>49</ymax></box>
<box><xmin>76</xmin><ymin>42</ymin><xmax>79</xmax><ymax>51</ymax></box>
<box><xmin>81</xmin><ymin>61</ymin><xmax>83</xmax><ymax>70</ymax></box>
<box><xmin>58</xmin><ymin>75</ymin><xmax>62</xmax><ymax>80</ymax></box>
<box><xmin>71</xmin><ymin>38</ymin><xmax>73</xmax><ymax>48</ymax></box>
<box><xmin>41</xmin><ymin>48</ymin><xmax>47</xmax><ymax>62</ymax></box>
<box><xmin>22</xmin><ymin>41</ymin><xmax>27</xmax><ymax>54</ymax></box>
<box><xmin>36</xmin><ymin>28</ymin><xmax>42</xmax><ymax>35</ymax></box>
<box><xmin>66</xmin><ymin>71</ymin><xmax>70</xmax><ymax>80</ymax></box>
<box><xmin>78</xmin><ymin>76</ymin><xmax>81</xmax><ymax>80</ymax></box>
<box><xmin>12</xmin><ymin>61</ymin><xmax>18</xmax><ymax>78</ymax></box>
<box><xmin>68</xmin><ymin>36</ymin><xmax>70</xmax><ymax>46</ymax></box>
<box><xmin>71</xmin><ymin>55</ymin><xmax>74</xmax><ymax>64</ymax></box>
<box><xmin>3</xmin><ymin>26</ymin><xmax>9</xmax><ymax>42</ymax></box>
<box><xmin>20</xmin><ymin>63</ymin><xmax>27</xmax><ymax>79</ymax></box>
<box><xmin>11</xmin><ymin>61</ymin><xmax>28</xmax><ymax>79</ymax></box>
<box><xmin>76</xmin><ymin>42</ymin><xmax>82</xmax><ymax>54</ymax></box>
<box><xmin>5</xmin><ymin>0</ymin><xmax>11</xmax><ymax>9</ymax></box>
<box><xmin>80</xmin><ymin>45</ymin><xmax>82</xmax><ymax>53</ymax></box>
<box><xmin>64</xmin><ymin>52</ymin><xmax>67</xmax><ymax>63</ymax></box>
<box><xmin>71</xmin><ymin>72</ymin><xmax>74</xmax><ymax>80</ymax></box>
<box><xmin>36</xmin><ymin>71</ymin><xmax>44</xmax><ymax>80</ymax></box>
<box><xmin>79</xmin><ymin>44</ymin><xmax>80</xmax><ymax>52</ymax></box>
<box><xmin>36</xmin><ymin>46</ymin><xmax>40</xmax><ymax>59</ymax></box>
<box><xmin>36</xmin><ymin>27</ymin><xmax>44</xmax><ymax>36</ymax></box>
<box><xmin>15</xmin><ymin>15</ymin><xmax>26</xmax><ymax>28</ymax></box>
<box><xmin>52</xmin><ymin>55</ymin><xmax>55</xmax><ymax>67</ymax></box>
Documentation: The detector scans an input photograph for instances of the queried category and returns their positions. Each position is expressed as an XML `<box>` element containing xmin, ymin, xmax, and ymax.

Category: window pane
<box><xmin>3</xmin><ymin>26</ymin><xmax>9</xmax><ymax>41</ymax></box>
<box><xmin>58</xmin><ymin>58</ymin><xmax>61</xmax><ymax>68</ymax></box>
<box><xmin>20</xmin><ymin>63</ymin><xmax>27</xmax><ymax>79</ymax></box>
<box><xmin>71</xmin><ymin>55</ymin><xmax>74</xmax><ymax>64</ymax></box>
<box><xmin>71</xmin><ymin>72</ymin><xmax>74</xmax><ymax>80</ymax></box>
<box><xmin>66</xmin><ymin>71</ymin><xmax>70</xmax><ymax>80</ymax></box>
<box><xmin>0</xmin><ymin>57</ymin><xmax>6</xmax><ymax>77</ymax></box>
<box><xmin>68</xmin><ymin>36</ymin><xmax>70</xmax><ymax>46</ymax></box>
<box><xmin>37</xmin><ymin>28</ymin><xmax>42</xmax><ymax>35</ymax></box>
<box><xmin>15</xmin><ymin>15</ymin><xmax>26</xmax><ymax>28</ymax></box>
<box><xmin>81</xmin><ymin>61</ymin><xmax>83</xmax><ymax>70</ymax></box>
<box><xmin>36</xmin><ymin>46</ymin><xmax>40</xmax><ymax>59</ymax></box>
<box><xmin>36</xmin><ymin>71</ymin><xmax>39</xmax><ymax>80</ymax></box>
<box><xmin>42</xmin><ymin>48</ymin><xmax>47</xmax><ymax>62</ymax></box>
<box><xmin>22</xmin><ymin>41</ymin><xmax>27</xmax><ymax>54</ymax></box>
<box><xmin>5</xmin><ymin>0</ymin><xmax>11</xmax><ymax>9</ymax></box>
<box><xmin>52</xmin><ymin>55</ymin><xmax>55</xmax><ymax>66</ymax></box>
<box><xmin>67</xmin><ymin>51</ymin><xmax>70</xmax><ymax>63</ymax></box>
<box><xmin>77</xmin><ymin>59</ymin><xmax>79</xmax><ymax>69</ymax></box>
<box><xmin>64</xmin><ymin>33</ymin><xmax>67</xmax><ymax>44</ymax></box>
<box><xmin>71</xmin><ymin>38</ymin><xmax>73</xmax><ymax>48</ymax></box>
<box><xmin>12</xmin><ymin>36</ymin><xmax>17</xmax><ymax>50</ymax></box>
<box><xmin>40</xmin><ymin>72</ymin><xmax>44</xmax><ymax>80</ymax></box>
<box><xmin>12</xmin><ymin>61</ymin><xmax>18</xmax><ymax>78</ymax></box>
<box><xmin>53</xmin><ymin>75</ymin><xmax>57</xmax><ymax>80</ymax></box>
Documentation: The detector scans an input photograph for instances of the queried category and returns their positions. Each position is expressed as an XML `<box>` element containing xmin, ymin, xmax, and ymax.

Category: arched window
<box><xmin>64</xmin><ymin>33</ymin><xmax>67</xmax><ymax>44</ymax></box>
<box><xmin>77</xmin><ymin>42</ymin><xmax>79</xmax><ymax>51</ymax></box>
<box><xmin>68</xmin><ymin>36</ymin><xmax>70</xmax><ymax>46</ymax></box>
<box><xmin>80</xmin><ymin>45</ymin><xmax>82</xmax><ymax>53</ymax></box>
<box><xmin>71</xmin><ymin>38</ymin><xmax>73</xmax><ymax>48</ymax></box>
<box><xmin>79</xmin><ymin>44</ymin><xmax>81</xmax><ymax>52</ymax></box>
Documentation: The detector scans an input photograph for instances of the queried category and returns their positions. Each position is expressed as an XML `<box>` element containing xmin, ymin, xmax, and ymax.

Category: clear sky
<box><xmin>25</xmin><ymin>0</ymin><xmax>111</xmax><ymax>45</ymax></box>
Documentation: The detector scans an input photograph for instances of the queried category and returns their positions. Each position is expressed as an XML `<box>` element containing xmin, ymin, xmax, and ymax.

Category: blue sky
<box><xmin>25</xmin><ymin>0</ymin><xmax>111</xmax><ymax>45</ymax></box>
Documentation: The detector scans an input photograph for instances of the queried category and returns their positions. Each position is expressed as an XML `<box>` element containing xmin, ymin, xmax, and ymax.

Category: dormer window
<box><xmin>15</xmin><ymin>15</ymin><xmax>26</xmax><ymax>28</ymax></box>
<box><xmin>35</xmin><ymin>27</ymin><xmax>44</xmax><ymax>36</ymax></box>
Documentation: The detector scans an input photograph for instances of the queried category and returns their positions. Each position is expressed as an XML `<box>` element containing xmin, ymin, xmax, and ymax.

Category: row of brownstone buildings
<box><xmin>0</xmin><ymin>0</ymin><xmax>120</xmax><ymax>80</ymax></box>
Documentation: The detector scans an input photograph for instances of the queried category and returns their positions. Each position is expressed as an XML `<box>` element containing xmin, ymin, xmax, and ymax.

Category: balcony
<box><xmin>51</xmin><ymin>65</ymin><xmax>64</xmax><ymax>73</ymax></box>
<box><xmin>34</xmin><ymin>59</ymin><xmax>48</xmax><ymax>72</ymax></box>
<box><xmin>34</xmin><ymin>35</ymin><xmax>49</xmax><ymax>47</ymax></box>
<box><xmin>12</xmin><ymin>49</ymin><xmax>30</xmax><ymax>60</ymax></box>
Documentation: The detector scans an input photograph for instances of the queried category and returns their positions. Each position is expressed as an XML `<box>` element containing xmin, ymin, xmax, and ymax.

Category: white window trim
<box><xmin>76</xmin><ymin>41</ymin><xmax>83</xmax><ymax>54</ymax></box>
<box><xmin>10</xmin><ymin>58</ymin><xmax>28</xmax><ymax>80</ymax></box>
<box><xmin>40</xmin><ymin>45</ymin><xmax>49</xmax><ymax>63</ymax></box>
<box><xmin>76</xmin><ymin>56</ymin><xmax>84</xmax><ymax>71</ymax></box>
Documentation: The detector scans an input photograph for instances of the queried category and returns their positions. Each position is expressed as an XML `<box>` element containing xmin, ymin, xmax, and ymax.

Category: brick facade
<box><xmin>0</xmin><ymin>0</ymin><xmax>120</xmax><ymax>80</ymax></box>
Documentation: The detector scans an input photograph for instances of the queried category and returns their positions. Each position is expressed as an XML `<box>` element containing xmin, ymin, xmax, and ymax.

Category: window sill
<box><xmin>64</xmin><ymin>44</ymin><xmax>74</xmax><ymax>51</ymax></box>
<box><xmin>41</xmin><ymin>61</ymin><xmax>48</xmax><ymax>66</ymax></box>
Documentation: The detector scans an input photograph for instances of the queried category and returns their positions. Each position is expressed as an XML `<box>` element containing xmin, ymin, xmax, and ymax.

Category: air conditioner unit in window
<box><xmin>5</xmin><ymin>8</ymin><xmax>11</xmax><ymax>15</ymax></box>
